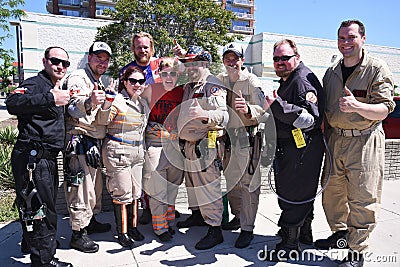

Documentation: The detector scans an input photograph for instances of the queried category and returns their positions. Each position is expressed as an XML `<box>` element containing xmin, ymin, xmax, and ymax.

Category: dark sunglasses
<box><xmin>272</xmin><ymin>55</ymin><xmax>296</xmax><ymax>63</ymax></box>
<box><xmin>127</xmin><ymin>78</ymin><xmax>146</xmax><ymax>85</ymax></box>
<box><xmin>47</xmin><ymin>57</ymin><xmax>71</xmax><ymax>68</ymax></box>
<box><xmin>160</xmin><ymin>71</ymin><xmax>177</xmax><ymax>77</ymax></box>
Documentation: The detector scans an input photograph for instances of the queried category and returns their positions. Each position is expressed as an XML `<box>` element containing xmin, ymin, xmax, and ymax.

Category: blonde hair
<box><xmin>159</xmin><ymin>58</ymin><xmax>176</xmax><ymax>72</ymax></box>
<box><xmin>131</xmin><ymin>32</ymin><xmax>155</xmax><ymax>57</ymax></box>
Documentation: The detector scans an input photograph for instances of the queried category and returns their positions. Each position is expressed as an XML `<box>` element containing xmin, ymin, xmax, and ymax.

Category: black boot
<box><xmin>262</xmin><ymin>226</ymin><xmax>301</xmax><ymax>262</ymax></box>
<box><xmin>235</xmin><ymin>230</ymin><xmax>254</xmax><ymax>248</ymax></box>
<box><xmin>138</xmin><ymin>208</ymin><xmax>152</xmax><ymax>225</ymax></box>
<box><xmin>70</xmin><ymin>229</ymin><xmax>99</xmax><ymax>253</ymax></box>
<box><xmin>221</xmin><ymin>216</ymin><xmax>240</xmax><ymax>231</ymax></box>
<box><xmin>128</xmin><ymin>200</ymin><xmax>144</xmax><ymax>241</ymax></box>
<box><xmin>299</xmin><ymin>212</ymin><xmax>313</xmax><ymax>245</ymax></box>
<box><xmin>176</xmin><ymin>209</ymin><xmax>206</xmax><ymax>228</ymax></box>
<box><xmin>339</xmin><ymin>250</ymin><xmax>364</xmax><ymax>267</ymax></box>
<box><xmin>314</xmin><ymin>229</ymin><xmax>349</xmax><ymax>249</ymax></box>
<box><xmin>85</xmin><ymin>216</ymin><xmax>111</xmax><ymax>235</ymax></box>
<box><xmin>46</xmin><ymin>257</ymin><xmax>74</xmax><ymax>267</ymax></box>
<box><xmin>113</xmin><ymin>203</ymin><xmax>134</xmax><ymax>247</ymax></box>
<box><xmin>195</xmin><ymin>225</ymin><xmax>224</xmax><ymax>250</ymax></box>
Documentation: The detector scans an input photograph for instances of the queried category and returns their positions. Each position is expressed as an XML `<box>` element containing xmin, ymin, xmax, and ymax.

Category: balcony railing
<box><xmin>58</xmin><ymin>0</ymin><xmax>80</xmax><ymax>6</ymax></box>
<box><xmin>232</xmin><ymin>25</ymin><xmax>254</xmax><ymax>33</ymax></box>
<box><xmin>233</xmin><ymin>0</ymin><xmax>254</xmax><ymax>7</ymax></box>
<box><xmin>234</xmin><ymin>12</ymin><xmax>254</xmax><ymax>20</ymax></box>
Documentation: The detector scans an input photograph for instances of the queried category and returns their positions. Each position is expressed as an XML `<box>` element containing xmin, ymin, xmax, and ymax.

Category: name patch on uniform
<box><xmin>352</xmin><ymin>89</ymin><xmax>367</xmax><ymax>98</ymax></box>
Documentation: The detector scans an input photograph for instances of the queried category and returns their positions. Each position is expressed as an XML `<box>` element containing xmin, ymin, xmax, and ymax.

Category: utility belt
<box><xmin>179</xmin><ymin>130</ymin><xmax>224</xmax><ymax>172</ymax></box>
<box><xmin>335</xmin><ymin>123</ymin><xmax>381</xmax><ymax>137</ymax></box>
<box><xmin>19</xmin><ymin>149</ymin><xmax>48</xmax><ymax>231</ymax></box>
<box><xmin>14</xmin><ymin>141</ymin><xmax>60</xmax><ymax>159</ymax></box>
<box><xmin>226</xmin><ymin>126</ymin><xmax>260</xmax><ymax>150</ymax></box>
<box><xmin>106</xmin><ymin>134</ymin><xmax>144</xmax><ymax>146</ymax></box>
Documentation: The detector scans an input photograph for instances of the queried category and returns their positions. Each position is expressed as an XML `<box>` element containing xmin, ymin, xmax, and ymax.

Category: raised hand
<box><xmin>339</xmin><ymin>86</ymin><xmax>357</xmax><ymax>113</ymax></box>
<box><xmin>172</xmin><ymin>39</ymin><xmax>186</xmax><ymax>57</ymax></box>
<box><xmin>90</xmin><ymin>82</ymin><xmax>106</xmax><ymax>106</ymax></box>
<box><xmin>234</xmin><ymin>90</ymin><xmax>248</xmax><ymax>114</ymax></box>
<box><xmin>189</xmin><ymin>98</ymin><xmax>208</xmax><ymax>120</ymax></box>
<box><xmin>51</xmin><ymin>80</ymin><xmax>70</xmax><ymax>106</ymax></box>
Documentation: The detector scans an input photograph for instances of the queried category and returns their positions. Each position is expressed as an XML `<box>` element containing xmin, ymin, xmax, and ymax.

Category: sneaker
<box><xmin>195</xmin><ymin>225</ymin><xmax>224</xmax><ymax>250</ymax></box>
<box><xmin>47</xmin><ymin>257</ymin><xmax>73</xmax><ymax>267</ymax></box>
<box><xmin>70</xmin><ymin>229</ymin><xmax>99</xmax><ymax>253</ymax></box>
<box><xmin>138</xmin><ymin>208</ymin><xmax>152</xmax><ymax>225</ymax></box>
<box><xmin>221</xmin><ymin>217</ymin><xmax>240</xmax><ymax>231</ymax></box>
<box><xmin>156</xmin><ymin>231</ymin><xmax>173</xmax><ymax>242</ymax></box>
<box><xmin>85</xmin><ymin>216</ymin><xmax>111</xmax><ymax>235</ymax></box>
<box><xmin>176</xmin><ymin>210</ymin><xmax>206</xmax><ymax>228</ymax></box>
<box><xmin>235</xmin><ymin>230</ymin><xmax>254</xmax><ymax>248</ymax></box>
<box><xmin>314</xmin><ymin>230</ymin><xmax>349</xmax><ymax>249</ymax></box>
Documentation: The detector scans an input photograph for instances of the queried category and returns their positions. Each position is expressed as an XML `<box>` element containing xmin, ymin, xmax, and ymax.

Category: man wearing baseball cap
<box><xmin>217</xmin><ymin>43</ymin><xmax>268</xmax><ymax>248</ymax></box>
<box><xmin>63</xmin><ymin>41</ymin><xmax>116</xmax><ymax>253</ymax></box>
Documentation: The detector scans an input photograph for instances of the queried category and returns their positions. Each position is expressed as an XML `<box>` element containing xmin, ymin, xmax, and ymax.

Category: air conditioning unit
<box><xmin>81</xmin><ymin>1</ymin><xmax>89</xmax><ymax>7</ymax></box>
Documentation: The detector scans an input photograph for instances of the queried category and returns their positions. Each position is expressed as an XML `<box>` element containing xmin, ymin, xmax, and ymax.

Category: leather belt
<box><xmin>335</xmin><ymin>123</ymin><xmax>381</xmax><ymax>137</ymax></box>
<box><xmin>106</xmin><ymin>134</ymin><xmax>143</xmax><ymax>146</ymax></box>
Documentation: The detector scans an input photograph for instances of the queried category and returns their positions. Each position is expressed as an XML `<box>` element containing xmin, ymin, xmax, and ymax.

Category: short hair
<box><xmin>158</xmin><ymin>58</ymin><xmax>176</xmax><ymax>72</ymax></box>
<box><xmin>273</xmin><ymin>39</ymin><xmax>299</xmax><ymax>56</ymax></box>
<box><xmin>118</xmin><ymin>65</ymin><xmax>145</xmax><ymax>92</ymax></box>
<box><xmin>44</xmin><ymin>46</ymin><xmax>69</xmax><ymax>58</ymax></box>
<box><xmin>131</xmin><ymin>32</ymin><xmax>155</xmax><ymax>57</ymax></box>
<box><xmin>338</xmin><ymin>20</ymin><xmax>366</xmax><ymax>37</ymax></box>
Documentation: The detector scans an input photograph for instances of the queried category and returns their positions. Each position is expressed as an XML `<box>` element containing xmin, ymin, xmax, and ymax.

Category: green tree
<box><xmin>0</xmin><ymin>0</ymin><xmax>25</xmax><ymax>90</ymax></box>
<box><xmin>96</xmin><ymin>0</ymin><xmax>242</xmax><ymax>77</ymax></box>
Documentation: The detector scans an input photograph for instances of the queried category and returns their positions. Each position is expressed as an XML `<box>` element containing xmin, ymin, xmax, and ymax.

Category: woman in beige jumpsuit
<box><xmin>102</xmin><ymin>66</ymin><xmax>150</xmax><ymax>247</ymax></box>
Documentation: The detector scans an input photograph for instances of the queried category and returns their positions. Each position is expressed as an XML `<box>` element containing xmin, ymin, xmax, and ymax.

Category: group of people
<box><xmin>6</xmin><ymin>19</ymin><xmax>394</xmax><ymax>267</ymax></box>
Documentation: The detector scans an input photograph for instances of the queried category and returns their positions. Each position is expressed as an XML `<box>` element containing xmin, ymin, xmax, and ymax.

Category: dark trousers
<box><xmin>274</xmin><ymin>131</ymin><xmax>324</xmax><ymax>228</ymax></box>
<box><xmin>12</xmin><ymin>148</ymin><xmax>58</xmax><ymax>266</ymax></box>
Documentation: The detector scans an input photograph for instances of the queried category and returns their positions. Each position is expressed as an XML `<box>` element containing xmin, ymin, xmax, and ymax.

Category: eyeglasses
<box><xmin>185</xmin><ymin>61</ymin><xmax>201</xmax><ymax>67</ymax></box>
<box><xmin>127</xmin><ymin>78</ymin><xmax>146</xmax><ymax>85</ymax></box>
<box><xmin>160</xmin><ymin>71</ymin><xmax>177</xmax><ymax>78</ymax></box>
<box><xmin>47</xmin><ymin>57</ymin><xmax>70</xmax><ymax>68</ymax></box>
<box><xmin>272</xmin><ymin>55</ymin><xmax>296</xmax><ymax>63</ymax></box>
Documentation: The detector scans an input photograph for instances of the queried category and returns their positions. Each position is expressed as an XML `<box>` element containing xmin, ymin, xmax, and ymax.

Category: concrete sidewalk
<box><xmin>0</xmin><ymin>178</ymin><xmax>399</xmax><ymax>267</ymax></box>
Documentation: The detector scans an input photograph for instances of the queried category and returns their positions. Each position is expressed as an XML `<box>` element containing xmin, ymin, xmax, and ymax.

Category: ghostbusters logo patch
<box><xmin>210</xmin><ymin>87</ymin><xmax>222</xmax><ymax>96</ymax></box>
<box><xmin>306</xmin><ymin>92</ymin><xmax>318</xmax><ymax>103</ymax></box>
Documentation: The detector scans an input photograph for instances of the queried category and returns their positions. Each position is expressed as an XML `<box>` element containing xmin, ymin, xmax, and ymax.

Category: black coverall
<box><xmin>6</xmin><ymin>70</ymin><xmax>65</xmax><ymax>266</ymax></box>
<box><xmin>270</xmin><ymin>62</ymin><xmax>325</xmax><ymax>228</ymax></box>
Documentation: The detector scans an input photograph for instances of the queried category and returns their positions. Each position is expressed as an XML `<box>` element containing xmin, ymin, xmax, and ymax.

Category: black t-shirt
<box><xmin>341</xmin><ymin>61</ymin><xmax>359</xmax><ymax>84</ymax></box>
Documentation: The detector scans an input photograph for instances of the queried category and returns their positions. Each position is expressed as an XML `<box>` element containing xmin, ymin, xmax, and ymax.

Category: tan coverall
<box><xmin>177</xmin><ymin>73</ymin><xmax>229</xmax><ymax>226</ymax></box>
<box><xmin>64</xmin><ymin>64</ymin><xmax>112</xmax><ymax>231</ymax></box>
<box><xmin>217</xmin><ymin>68</ymin><xmax>268</xmax><ymax>232</ymax></box>
<box><xmin>322</xmin><ymin>50</ymin><xmax>395</xmax><ymax>253</ymax></box>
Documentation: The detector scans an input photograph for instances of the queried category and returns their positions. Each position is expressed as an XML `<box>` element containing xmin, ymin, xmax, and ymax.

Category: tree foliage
<box><xmin>96</xmin><ymin>0</ymin><xmax>243</xmax><ymax>77</ymax></box>
<box><xmin>0</xmin><ymin>50</ymin><xmax>16</xmax><ymax>91</ymax></box>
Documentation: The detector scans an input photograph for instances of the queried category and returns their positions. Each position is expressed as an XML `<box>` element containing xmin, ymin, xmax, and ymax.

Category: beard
<box><xmin>275</xmin><ymin>69</ymin><xmax>292</xmax><ymax>78</ymax></box>
<box><xmin>135</xmin><ymin>53</ymin><xmax>151</xmax><ymax>65</ymax></box>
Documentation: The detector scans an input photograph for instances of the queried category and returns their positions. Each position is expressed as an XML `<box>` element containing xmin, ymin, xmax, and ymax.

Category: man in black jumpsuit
<box><xmin>261</xmin><ymin>39</ymin><xmax>325</xmax><ymax>262</ymax></box>
<box><xmin>6</xmin><ymin>47</ymin><xmax>73</xmax><ymax>267</ymax></box>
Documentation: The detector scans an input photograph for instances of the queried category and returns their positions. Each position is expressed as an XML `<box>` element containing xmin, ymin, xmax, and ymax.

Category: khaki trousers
<box><xmin>322</xmin><ymin>128</ymin><xmax>384</xmax><ymax>252</ymax></box>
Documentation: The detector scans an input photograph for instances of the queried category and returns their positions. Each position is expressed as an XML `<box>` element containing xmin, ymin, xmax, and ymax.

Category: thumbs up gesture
<box><xmin>234</xmin><ymin>90</ymin><xmax>249</xmax><ymax>114</ymax></box>
<box><xmin>172</xmin><ymin>39</ymin><xmax>186</xmax><ymax>57</ymax></box>
<box><xmin>263</xmin><ymin>90</ymin><xmax>277</xmax><ymax>110</ymax></box>
<box><xmin>51</xmin><ymin>80</ymin><xmax>70</xmax><ymax>106</ymax></box>
<box><xmin>339</xmin><ymin>86</ymin><xmax>357</xmax><ymax>113</ymax></box>
<box><xmin>189</xmin><ymin>98</ymin><xmax>208</xmax><ymax>120</ymax></box>
<box><xmin>90</xmin><ymin>82</ymin><xmax>106</xmax><ymax>106</ymax></box>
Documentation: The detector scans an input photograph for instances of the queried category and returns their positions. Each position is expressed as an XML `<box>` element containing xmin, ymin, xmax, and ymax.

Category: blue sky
<box><xmin>3</xmin><ymin>0</ymin><xmax>400</xmax><ymax>57</ymax></box>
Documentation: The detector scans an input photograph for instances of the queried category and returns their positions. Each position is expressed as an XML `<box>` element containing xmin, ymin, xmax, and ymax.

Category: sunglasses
<box><xmin>272</xmin><ymin>55</ymin><xmax>296</xmax><ymax>63</ymax></box>
<box><xmin>160</xmin><ymin>71</ymin><xmax>177</xmax><ymax>77</ymax></box>
<box><xmin>47</xmin><ymin>57</ymin><xmax>71</xmax><ymax>68</ymax></box>
<box><xmin>127</xmin><ymin>78</ymin><xmax>146</xmax><ymax>85</ymax></box>
<box><xmin>183</xmin><ymin>61</ymin><xmax>202</xmax><ymax>67</ymax></box>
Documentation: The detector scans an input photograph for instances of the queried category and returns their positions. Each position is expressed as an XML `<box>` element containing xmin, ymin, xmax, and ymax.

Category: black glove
<box><xmin>85</xmin><ymin>143</ymin><xmax>101</xmax><ymax>168</ymax></box>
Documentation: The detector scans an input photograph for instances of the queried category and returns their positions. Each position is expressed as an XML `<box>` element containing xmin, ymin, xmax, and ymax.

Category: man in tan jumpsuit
<box><xmin>316</xmin><ymin>20</ymin><xmax>395</xmax><ymax>267</ymax></box>
<box><xmin>176</xmin><ymin>45</ymin><xmax>229</xmax><ymax>250</ymax></box>
<box><xmin>217</xmin><ymin>43</ymin><xmax>269</xmax><ymax>248</ymax></box>
<box><xmin>64</xmin><ymin>42</ymin><xmax>116</xmax><ymax>253</ymax></box>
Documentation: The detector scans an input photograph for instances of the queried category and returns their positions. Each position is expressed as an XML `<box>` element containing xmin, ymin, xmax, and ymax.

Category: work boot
<box><xmin>339</xmin><ymin>250</ymin><xmax>364</xmax><ymax>267</ymax></box>
<box><xmin>176</xmin><ymin>209</ymin><xmax>206</xmax><ymax>228</ymax></box>
<box><xmin>138</xmin><ymin>208</ymin><xmax>152</xmax><ymax>225</ymax></box>
<box><xmin>221</xmin><ymin>216</ymin><xmax>240</xmax><ymax>231</ymax></box>
<box><xmin>168</xmin><ymin>226</ymin><xmax>176</xmax><ymax>235</ymax></box>
<box><xmin>85</xmin><ymin>216</ymin><xmax>111</xmax><ymax>235</ymax></box>
<box><xmin>113</xmin><ymin>202</ymin><xmax>134</xmax><ymax>247</ymax></box>
<box><xmin>46</xmin><ymin>257</ymin><xmax>74</xmax><ymax>267</ymax></box>
<box><xmin>70</xmin><ymin>229</ymin><xmax>99</xmax><ymax>253</ymax></box>
<box><xmin>235</xmin><ymin>230</ymin><xmax>254</xmax><ymax>248</ymax></box>
<box><xmin>156</xmin><ymin>231</ymin><xmax>173</xmax><ymax>242</ymax></box>
<box><xmin>314</xmin><ymin>229</ymin><xmax>349</xmax><ymax>249</ymax></box>
<box><xmin>127</xmin><ymin>200</ymin><xmax>144</xmax><ymax>241</ymax></box>
<box><xmin>299</xmin><ymin>213</ymin><xmax>313</xmax><ymax>245</ymax></box>
<box><xmin>195</xmin><ymin>225</ymin><xmax>224</xmax><ymax>250</ymax></box>
<box><xmin>261</xmin><ymin>226</ymin><xmax>301</xmax><ymax>262</ymax></box>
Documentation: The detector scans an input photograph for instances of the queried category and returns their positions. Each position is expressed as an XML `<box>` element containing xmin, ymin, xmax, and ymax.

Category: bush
<box><xmin>0</xmin><ymin>126</ymin><xmax>18</xmax><ymax>190</ymax></box>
